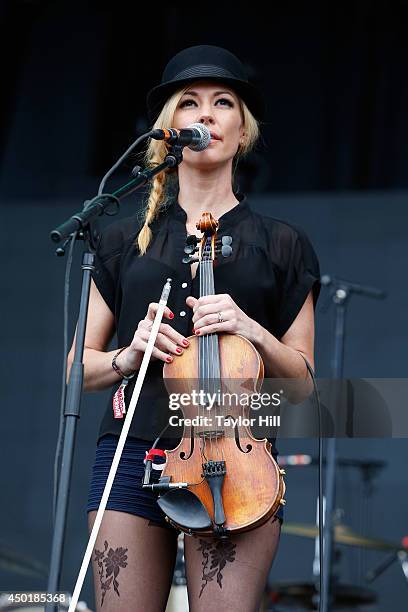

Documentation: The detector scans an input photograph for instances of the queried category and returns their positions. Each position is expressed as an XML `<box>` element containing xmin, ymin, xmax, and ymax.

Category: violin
<box><xmin>156</xmin><ymin>212</ymin><xmax>286</xmax><ymax>538</ymax></box>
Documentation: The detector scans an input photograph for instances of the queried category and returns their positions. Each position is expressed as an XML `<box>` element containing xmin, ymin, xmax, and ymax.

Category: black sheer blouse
<box><xmin>91</xmin><ymin>192</ymin><xmax>321</xmax><ymax>443</ymax></box>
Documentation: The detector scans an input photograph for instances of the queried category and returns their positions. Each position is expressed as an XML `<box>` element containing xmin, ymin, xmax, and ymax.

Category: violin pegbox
<box><xmin>181</xmin><ymin>212</ymin><xmax>233</xmax><ymax>264</ymax></box>
<box><xmin>182</xmin><ymin>235</ymin><xmax>199</xmax><ymax>264</ymax></box>
<box><xmin>184</xmin><ymin>234</ymin><xmax>199</xmax><ymax>252</ymax></box>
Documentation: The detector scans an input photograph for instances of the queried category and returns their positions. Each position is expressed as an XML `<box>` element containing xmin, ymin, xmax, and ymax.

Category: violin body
<box><xmin>155</xmin><ymin>211</ymin><xmax>285</xmax><ymax>537</ymax></box>
<box><xmin>161</xmin><ymin>333</ymin><xmax>286</xmax><ymax>536</ymax></box>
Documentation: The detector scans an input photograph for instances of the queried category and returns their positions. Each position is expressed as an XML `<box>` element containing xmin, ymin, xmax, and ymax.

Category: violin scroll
<box><xmin>182</xmin><ymin>211</ymin><xmax>233</xmax><ymax>266</ymax></box>
<box><xmin>196</xmin><ymin>211</ymin><xmax>219</xmax><ymax>235</ymax></box>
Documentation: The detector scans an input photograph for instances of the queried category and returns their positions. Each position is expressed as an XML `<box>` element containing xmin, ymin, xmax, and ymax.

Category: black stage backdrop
<box><xmin>1</xmin><ymin>1</ymin><xmax>408</xmax><ymax>196</ymax></box>
<box><xmin>1</xmin><ymin>2</ymin><xmax>407</xmax><ymax>611</ymax></box>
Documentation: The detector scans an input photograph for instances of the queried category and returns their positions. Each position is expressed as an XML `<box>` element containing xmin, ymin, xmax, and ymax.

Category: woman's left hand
<box><xmin>186</xmin><ymin>294</ymin><xmax>260</xmax><ymax>344</ymax></box>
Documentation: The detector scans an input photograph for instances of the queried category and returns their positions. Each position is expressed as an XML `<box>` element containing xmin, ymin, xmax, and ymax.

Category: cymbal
<box><xmin>282</xmin><ymin>522</ymin><xmax>406</xmax><ymax>551</ymax></box>
<box><xmin>266</xmin><ymin>581</ymin><xmax>377</xmax><ymax>610</ymax></box>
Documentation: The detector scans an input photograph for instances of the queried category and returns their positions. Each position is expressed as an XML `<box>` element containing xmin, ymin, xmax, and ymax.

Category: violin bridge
<box><xmin>197</xmin><ymin>430</ymin><xmax>225</xmax><ymax>439</ymax></box>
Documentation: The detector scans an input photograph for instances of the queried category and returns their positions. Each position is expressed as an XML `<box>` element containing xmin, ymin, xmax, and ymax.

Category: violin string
<box><xmin>199</xmin><ymin>256</ymin><xmax>206</xmax><ymax>459</ymax></box>
<box><xmin>206</xmin><ymin>248</ymin><xmax>217</xmax><ymax>461</ymax></box>
<box><xmin>213</xmin><ymin>247</ymin><xmax>222</xmax><ymax>462</ymax></box>
<box><xmin>202</xmin><ymin>255</ymin><xmax>208</xmax><ymax>458</ymax></box>
<box><xmin>198</xmin><ymin>256</ymin><xmax>203</xmax><ymax>459</ymax></box>
<box><xmin>214</xmin><ymin>239</ymin><xmax>223</xmax><ymax>462</ymax></box>
<box><xmin>210</xmin><ymin>239</ymin><xmax>221</xmax><ymax>462</ymax></box>
<box><xmin>202</xmin><ymin>250</ymin><xmax>213</xmax><ymax>460</ymax></box>
<box><xmin>211</xmin><ymin>253</ymin><xmax>222</xmax><ymax>462</ymax></box>
<box><xmin>207</xmin><ymin>250</ymin><xmax>218</xmax><ymax>462</ymax></box>
<box><xmin>206</xmin><ymin>240</ymin><xmax>219</xmax><ymax>461</ymax></box>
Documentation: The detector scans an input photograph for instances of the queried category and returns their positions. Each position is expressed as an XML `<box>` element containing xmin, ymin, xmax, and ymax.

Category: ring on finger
<box><xmin>218</xmin><ymin>311</ymin><xmax>224</xmax><ymax>324</ymax></box>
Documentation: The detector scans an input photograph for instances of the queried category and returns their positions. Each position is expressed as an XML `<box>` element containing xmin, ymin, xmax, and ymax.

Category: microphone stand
<box><xmin>46</xmin><ymin>139</ymin><xmax>184</xmax><ymax>612</ymax></box>
<box><xmin>318</xmin><ymin>275</ymin><xmax>386</xmax><ymax>612</ymax></box>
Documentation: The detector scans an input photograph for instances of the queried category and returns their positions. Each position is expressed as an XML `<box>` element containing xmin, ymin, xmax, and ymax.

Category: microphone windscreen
<box><xmin>188</xmin><ymin>123</ymin><xmax>212</xmax><ymax>151</ymax></box>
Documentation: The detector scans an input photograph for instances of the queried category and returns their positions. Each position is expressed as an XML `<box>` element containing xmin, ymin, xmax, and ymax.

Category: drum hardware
<box><xmin>282</xmin><ymin>522</ymin><xmax>407</xmax><ymax>552</ymax></box>
<box><xmin>264</xmin><ymin>581</ymin><xmax>377</xmax><ymax>610</ymax></box>
<box><xmin>365</xmin><ymin>543</ymin><xmax>408</xmax><ymax>585</ymax></box>
<box><xmin>270</xmin><ymin>521</ymin><xmax>408</xmax><ymax>609</ymax></box>
<box><xmin>0</xmin><ymin>542</ymin><xmax>47</xmax><ymax>579</ymax></box>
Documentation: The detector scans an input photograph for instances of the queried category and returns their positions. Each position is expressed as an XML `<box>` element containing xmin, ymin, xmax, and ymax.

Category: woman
<box><xmin>69</xmin><ymin>45</ymin><xmax>320</xmax><ymax>611</ymax></box>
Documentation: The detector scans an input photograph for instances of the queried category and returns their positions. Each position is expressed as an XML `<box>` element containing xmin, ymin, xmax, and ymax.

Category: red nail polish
<box><xmin>176</xmin><ymin>347</ymin><xmax>182</xmax><ymax>354</ymax></box>
<box><xmin>182</xmin><ymin>340</ymin><xmax>189</xmax><ymax>347</ymax></box>
<box><xmin>195</xmin><ymin>330</ymin><xmax>201</xmax><ymax>335</ymax></box>
<box><xmin>166</xmin><ymin>356</ymin><xmax>173</xmax><ymax>363</ymax></box>
<box><xmin>168</xmin><ymin>312</ymin><xmax>174</xmax><ymax>319</ymax></box>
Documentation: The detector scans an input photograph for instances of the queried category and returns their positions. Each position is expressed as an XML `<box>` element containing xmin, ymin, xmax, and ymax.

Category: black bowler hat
<box><xmin>146</xmin><ymin>45</ymin><xmax>265</xmax><ymax>122</ymax></box>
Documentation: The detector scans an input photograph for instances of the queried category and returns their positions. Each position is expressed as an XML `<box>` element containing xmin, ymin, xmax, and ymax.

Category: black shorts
<box><xmin>87</xmin><ymin>434</ymin><xmax>284</xmax><ymax>531</ymax></box>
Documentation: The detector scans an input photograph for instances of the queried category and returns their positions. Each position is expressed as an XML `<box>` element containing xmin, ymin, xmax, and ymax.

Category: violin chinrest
<box><xmin>157</xmin><ymin>489</ymin><xmax>212</xmax><ymax>530</ymax></box>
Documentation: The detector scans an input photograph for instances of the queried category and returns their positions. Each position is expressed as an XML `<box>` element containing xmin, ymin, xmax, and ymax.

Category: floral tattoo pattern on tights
<box><xmin>94</xmin><ymin>540</ymin><xmax>128</xmax><ymax>607</ymax></box>
<box><xmin>197</xmin><ymin>538</ymin><xmax>237</xmax><ymax>597</ymax></box>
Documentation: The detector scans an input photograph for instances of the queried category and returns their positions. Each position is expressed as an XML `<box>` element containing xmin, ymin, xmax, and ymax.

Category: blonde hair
<box><xmin>137</xmin><ymin>84</ymin><xmax>260</xmax><ymax>255</ymax></box>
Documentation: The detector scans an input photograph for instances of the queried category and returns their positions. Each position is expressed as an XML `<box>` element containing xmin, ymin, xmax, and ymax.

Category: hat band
<box><xmin>173</xmin><ymin>64</ymin><xmax>244</xmax><ymax>82</ymax></box>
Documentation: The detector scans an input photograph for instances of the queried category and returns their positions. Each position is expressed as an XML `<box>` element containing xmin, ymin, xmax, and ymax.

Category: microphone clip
<box><xmin>164</xmin><ymin>143</ymin><xmax>184</xmax><ymax>168</ymax></box>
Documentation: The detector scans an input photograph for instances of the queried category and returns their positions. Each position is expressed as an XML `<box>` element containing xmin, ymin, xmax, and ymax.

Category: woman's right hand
<box><xmin>115</xmin><ymin>302</ymin><xmax>190</xmax><ymax>374</ymax></box>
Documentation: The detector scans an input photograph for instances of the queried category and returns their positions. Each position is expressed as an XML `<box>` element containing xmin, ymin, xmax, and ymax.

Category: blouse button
<box><xmin>180</xmin><ymin>311</ymin><xmax>186</xmax><ymax>317</ymax></box>
<box><xmin>181</xmin><ymin>282</ymin><xmax>188</xmax><ymax>288</ymax></box>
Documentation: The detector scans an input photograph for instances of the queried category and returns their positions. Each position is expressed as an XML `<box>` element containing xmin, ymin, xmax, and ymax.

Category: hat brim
<box><xmin>146</xmin><ymin>75</ymin><xmax>264</xmax><ymax>123</ymax></box>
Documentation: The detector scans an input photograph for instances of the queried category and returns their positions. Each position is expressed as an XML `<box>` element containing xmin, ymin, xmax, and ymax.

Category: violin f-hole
<box><xmin>179</xmin><ymin>431</ymin><xmax>194</xmax><ymax>460</ymax></box>
<box><xmin>234</xmin><ymin>425</ymin><xmax>252</xmax><ymax>453</ymax></box>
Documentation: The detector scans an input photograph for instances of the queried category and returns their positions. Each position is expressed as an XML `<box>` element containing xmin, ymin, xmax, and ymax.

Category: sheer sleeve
<box><xmin>274</xmin><ymin>224</ymin><xmax>321</xmax><ymax>339</ymax></box>
<box><xmin>91</xmin><ymin>217</ymin><xmax>136</xmax><ymax>314</ymax></box>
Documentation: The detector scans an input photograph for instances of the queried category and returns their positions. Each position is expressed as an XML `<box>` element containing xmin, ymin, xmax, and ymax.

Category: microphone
<box><xmin>150</xmin><ymin>123</ymin><xmax>212</xmax><ymax>151</ymax></box>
